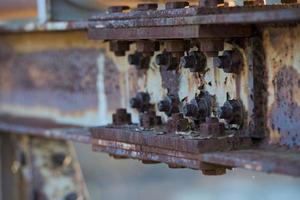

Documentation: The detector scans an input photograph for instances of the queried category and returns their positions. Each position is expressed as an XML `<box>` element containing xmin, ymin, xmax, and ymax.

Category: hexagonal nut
<box><xmin>137</xmin><ymin>3</ymin><xmax>158</xmax><ymax>11</ymax></box>
<box><xmin>199</xmin><ymin>0</ymin><xmax>224</xmax><ymax>8</ymax></box>
<box><xmin>166</xmin><ymin>1</ymin><xmax>189</xmax><ymax>9</ymax></box>
<box><xmin>107</xmin><ymin>6</ymin><xmax>130</xmax><ymax>13</ymax></box>
<box><xmin>109</xmin><ymin>41</ymin><xmax>130</xmax><ymax>56</ymax></box>
<box><xmin>200</xmin><ymin>162</ymin><xmax>227</xmax><ymax>176</ymax></box>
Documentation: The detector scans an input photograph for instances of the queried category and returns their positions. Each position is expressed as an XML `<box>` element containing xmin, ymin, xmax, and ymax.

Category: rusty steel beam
<box><xmin>88</xmin><ymin>5</ymin><xmax>300</xmax><ymax>30</ymax></box>
<box><xmin>88</xmin><ymin>25</ymin><xmax>252</xmax><ymax>40</ymax></box>
<box><xmin>0</xmin><ymin>115</ymin><xmax>299</xmax><ymax>176</ymax></box>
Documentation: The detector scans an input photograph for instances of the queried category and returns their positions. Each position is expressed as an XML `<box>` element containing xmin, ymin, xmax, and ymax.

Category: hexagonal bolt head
<box><xmin>166</xmin><ymin>1</ymin><xmax>189</xmax><ymax>9</ymax></box>
<box><xmin>166</xmin><ymin>113</ymin><xmax>190</xmax><ymax>133</ymax></box>
<box><xmin>130</xmin><ymin>92</ymin><xmax>151</xmax><ymax>112</ymax></box>
<box><xmin>109</xmin><ymin>41</ymin><xmax>130</xmax><ymax>57</ymax></box>
<box><xmin>180</xmin><ymin>51</ymin><xmax>207</xmax><ymax>72</ymax></box>
<box><xmin>107</xmin><ymin>6</ymin><xmax>130</xmax><ymax>13</ymax></box>
<box><xmin>200</xmin><ymin>162</ymin><xmax>227</xmax><ymax>176</ymax></box>
<box><xmin>220</xmin><ymin>99</ymin><xmax>244</xmax><ymax>127</ymax></box>
<box><xmin>112</xmin><ymin>108</ymin><xmax>132</xmax><ymax>126</ymax></box>
<box><xmin>183</xmin><ymin>103</ymin><xmax>199</xmax><ymax>118</ymax></box>
<box><xmin>199</xmin><ymin>0</ymin><xmax>224</xmax><ymax>7</ymax></box>
<box><xmin>155</xmin><ymin>52</ymin><xmax>179</xmax><ymax>70</ymax></box>
<box><xmin>137</xmin><ymin>3</ymin><xmax>158</xmax><ymax>11</ymax></box>
<box><xmin>128</xmin><ymin>52</ymin><xmax>151</xmax><ymax>70</ymax></box>
<box><xmin>139</xmin><ymin>111</ymin><xmax>162</xmax><ymax>129</ymax></box>
<box><xmin>183</xmin><ymin>93</ymin><xmax>212</xmax><ymax>122</ymax></box>
<box><xmin>158</xmin><ymin>95</ymin><xmax>180</xmax><ymax>116</ymax></box>
<box><xmin>216</xmin><ymin>49</ymin><xmax>243</xmax><ymax>74</ymax></box>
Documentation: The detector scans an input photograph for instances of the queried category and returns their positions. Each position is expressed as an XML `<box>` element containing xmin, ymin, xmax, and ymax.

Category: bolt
<box><xmin>220</xmin><ymin>99</ymin><xmax>244</xmax><ymax>127</ymax></box>
<box><xmin>216</xmin><ymin>49</ymin><xmax>243</xmax><ymax>74</ymax></box>
<box><xmin>128</xmin><ymin>52</ymin><xmax>150</xmax><ymax>70</ymax></box>
<box><xmin>140</xmin><ymin>111</ymin><xmax>162</xmax><ymax>129</ymax></box>
<box><xmin>137</xmin><ymin>3</ymin><xmax>158</xmax><ymax>11</ymax></box>
<box><xmin>158</xmin><ymin>100</ymin><xmax>170</xmax><ymax>112</ymax></box>
<box><xmin>128</xmin><ymin>52</ymin><xmax>142</xmax><ymax>65</ymax></box>
<box><xmin>180</xmin><ymin>51</ymin><xmax>207</xmax><ymax>72</ymax></box>
<box><xmin>199</xmin><ymin>0</ymin><xmax>224</xmax><ymax>7</ymax></box>
<box><xmin>243</xmin><ymin>0</ymin><xmax>265</xmax><ymax>6</ymax></box>
<box><xmin>200</xmin><ymin>162</ymin><xmax>227</xmax><ymax>176</ymax></box>
<box><xmin>183</xmin><ymin>92</ymin><xmax>212</xmax><ymax>122</ymax></box>
<box><xmin>156</xmin><ymin>53</ymin><xmax>168</xmax><ymax>65</ymax></box>
<box><xmin>112</xmin><ymin>108</ymin><xmax>132</xmax><ymax>126</ymax></box>
<box><xmin>155</xmin><ymin>52</ymin><xmax>178</xmax><ymax>70</ymax></box>
<box><xmin>166</xmin><ymin>1</ymin><xmax>189</xmax><ymax>10</ymax></box>
<box><xmin>158</xmin><ymin>95</ymin><xmax>180</xmax><ymax>116</ymax></box>
<box><xmin>199</xmin><ymin>117</ymin><xmax>225</xmax><ymax>137</ymax></box>
<box><xmin>183</xmin><ymin>103</ymin><xmax>199</xmax><ymax>118</ymax></box>
<box><xmin>130</xmin><ymin>92</ymin><xmax>151</xmax><ymax>112</ymax></box>
<box><xmin>107</xmin><ymin>6</ymin><xmax>130</xmax><ymax>13</ymax></box>
<box><xmin>109</xmin><ymin>41</ymin><xmax>130</xmax><ymax>57</ymax></box>
<box><xmin>51</xmin><ymin>153</ymin><xmax>66</xmax><ymax>167</ymax></box>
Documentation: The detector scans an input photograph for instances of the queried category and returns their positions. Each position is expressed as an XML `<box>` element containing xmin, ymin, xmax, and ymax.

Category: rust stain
<box><xmin>264</xmin><ymin>25</ymin><xmax>300</xmax><ymax>148</ymax></box>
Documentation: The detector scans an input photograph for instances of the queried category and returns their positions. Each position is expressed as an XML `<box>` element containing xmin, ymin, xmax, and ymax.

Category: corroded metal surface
<box><xmin>0</xmin><ymin>2</ymin><xmax>300</xmax><ymax>178</ymax></box>
<box><xmin>0</xmin><ymin>115</ymin><xmax>299</xmax><ymax>176</ymax></box>
<box><xmin>264</xmin><ymin>25</ymin><xmax>300</xmax><ymax>148</ymax></box>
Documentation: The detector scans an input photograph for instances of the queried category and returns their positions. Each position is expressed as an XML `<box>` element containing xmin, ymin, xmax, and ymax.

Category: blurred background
<box><xmin>74</xmin><ymin>142</ymin><xmax>300</xmax><ymax>200</ymax></box>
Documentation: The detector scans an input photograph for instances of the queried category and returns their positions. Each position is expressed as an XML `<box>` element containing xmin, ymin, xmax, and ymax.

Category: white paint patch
<box><xmin>97</xmin><ymin>54</ymin><xmax>109</xmax><ymax>125</ymax></box>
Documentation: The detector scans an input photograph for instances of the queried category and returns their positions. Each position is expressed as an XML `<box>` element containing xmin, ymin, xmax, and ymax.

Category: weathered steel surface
<box><xmin>88</xmin><ymin>25</ymin><xmax>252</xmax><ymax>40</ymax></box>
<box><xmin>0</xmin><ymin>21</ymin><xmax>88</xmax><ymax>33</ymax></box>
<box><xmin>202</xmin><ymin>148</ymin><xmax>300</xmax><ymax>177</ymax></box>
<box><xmin>91</xmin><ymin>126</ymin><xmax>252</xmax><ymax>153</ymax></box>
<box><xmin>0</xmin><ymin>115</ymin><xmax>91</xmax><ymax>144</ymax></box>
<box><xmin>264</xmin><ymin>25</ymin><xmax>300</xmax><ymax>148</ymax></box>
<box><xmin>89</xmin><ymin>5</ymin><xmax>300</xmax><ymax>31</ymax></box>
<box><xmin>0</xmin><ymin>115</ymin><xmax>299</xmax><ymax>176</ymax></box>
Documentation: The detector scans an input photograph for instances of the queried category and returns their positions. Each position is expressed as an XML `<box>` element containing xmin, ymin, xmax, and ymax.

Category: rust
<box><xmin>109</xmin><ymin>40</ymin><xmax>130</xmax><ymax>56</ymax></box>
<box><xmin>199</xmin><ymin>39</ymin><xmax>224</xmax><ymax>57</ymax></box>
<box><xmin>199</xmin><ymin>117</ymin><xmax>225</xmax><ymax>137</ymax></box>
<box><xmin>251</xmin><ymin>34</ymin><xmax>268</xmax><ymax>138</ymax></box>
<box><xmin>180</xmin><ymin>50</ymin><xmax>207</xmax><ymax>72</ymax></box>
<box><xmin>183</xmin><ymin>91</ymin><xmax>212</xmax><ymax>123</ymax></box>
<box><xmin>136</xmin><ymin>3</ymin><xmax>158</xmax><ymax>11</ymax></box>
<box><xmin>243</xmin><ymin>0</ymin><xmax>265</xmax><ymax>6</ymax></box>
<box><xmin>130</xmin><ymin>92</ymin><xmax>152</xmax><ymax>113</ymax></box>
<box><xmin>281</xmin><ymin>0</ymin><xmax>298</xmax><ymax>4</ymax></box>
<box><xmin>107</xmin><ymin>6</ymin><xmax>130</xmax><ymax>13</ymax></box>
<box><xmin>270</xmin><ymin>67</ymin><xmax>300</xmax><ymax>148</ymax></box>
<box><xmin>158</xmin><ymin>94</ymin><xmax>180</xmax><ymax>117</ymax></box>
<box><xmin>214</xmin><ymin>49</ymin><xmax>244</xmax><ymax>74</ymax></box>
<box><xmin>165</xmin><ymin>1</ymin><xmax>190</xmax><ymax>10</ymax></box>
<box><xmin>199</xmin><ymin>0</ymin><xmax>224</xmax><ymax>8</ymax></box>
<box><xmin>166</xmin><ymin>113</ymin><xmax>190</xmax><ymax>133</ymax></box>
<box><xmin>112</xmin><ymin>108</ymin><xmax>132</xmax><ymax>126</ymax></box>
<box><xmin>220</xmin><ymin>99</ymin><xmax>244</xmax><ymax>128</ymax></box>
<box><xmin>139</xmin><ymin>111</ymin><xmax>162</xmax><ymax>129</ymax></box>
<box><xmin>91</xmin><ymin>126</ymin><xmax>252</xmax><ymax>154</ymax></box>
<box><xmin>0</xmin><ymin>48</ymin><xmax>99</xmax><ymax>113</ymax></box>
